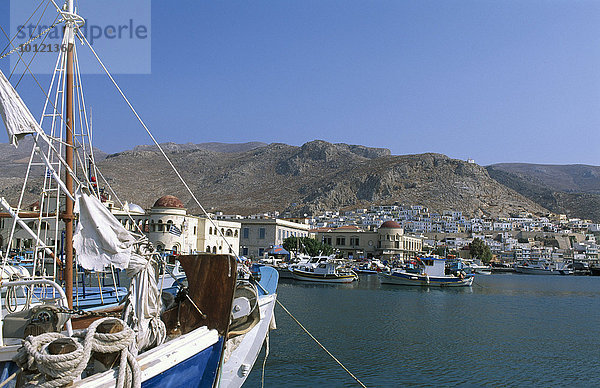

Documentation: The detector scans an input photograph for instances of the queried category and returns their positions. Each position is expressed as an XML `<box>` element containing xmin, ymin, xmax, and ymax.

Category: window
<box><xmin>206</xmin><ymin>246</ymin><xmax>211</xmax><ymax>252</ymax></box>
<box><xmin>259</xmin><ymin>228</ymin><xmax>265</xmax><ymax>239</ymax></box>
<box><xmin>242</xmin><ymin>247</ymin><xmax>249</xmax><ymax>256</ymax></box>
<box><xmin>350</xmin><ymin>237</ymin><xmax>360</xmax><ymax>246</ymax></box>
<box><xmin>336</xmin><ymin>237</ymin><xmax>346</xmax><ymax>246</ymax></box>
<box><xmin>193</xmin><ymin>226</ymin><xmax>197</xmax><ymax>235</ymax></box>
<box><xmin>258</xmin><ymin>248</ymin><xmax>264</xmax><ymax>256</ymax></box>
<box><xmin>242</xmin><ymin>228</ymin><xmax>249</xmax><ymax>239</ymax></box>
<box><xmin>323</xmin><ymin>237</ymin><xmax>332</xmax><ymax>245</ymax></box>
<box><xmin>209</xmin><ymin>227</ymin><xmax>212</xmax><ymax>235</ymax></box>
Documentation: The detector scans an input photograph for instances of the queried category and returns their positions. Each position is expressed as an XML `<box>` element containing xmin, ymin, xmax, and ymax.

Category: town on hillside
<box><xmin>2</xmin><ymin>192</ymin><xmax>598</xmax><ymax>271</ymax></box>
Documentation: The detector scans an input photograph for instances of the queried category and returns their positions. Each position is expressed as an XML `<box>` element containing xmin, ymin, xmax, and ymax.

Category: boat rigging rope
<box><xmin>0</xmin><ymin>20</ymin><xmax>63</xmax><ymax>61</ymax></box>
<box><xmin>13</xmin><ymin>317</ymin><xmax>141</xmax><ymax>388</ymax></box>
<box><xmin>78</xmin><ymin>30</ymin><xmax>243</xmax><ymax>274</ymax></box>
<box><xmin>275</xmin><ymin>299</ymin><xmax>368</xmax><ymax>388</ymax></box>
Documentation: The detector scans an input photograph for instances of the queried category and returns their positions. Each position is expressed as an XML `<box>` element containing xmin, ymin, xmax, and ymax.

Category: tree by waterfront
<box><xmin>470</xmin><ymin>238</ymin><xmax>492</xmax><ymax>263</ymax></box>
<box><xmin>283</xmin><ymin>236</ymin><xmax>334</xmax><ymax>257</ymax></box>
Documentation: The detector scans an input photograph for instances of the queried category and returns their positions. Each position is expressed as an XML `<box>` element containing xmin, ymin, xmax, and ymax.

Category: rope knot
<box><xmin>13</xmin><ymin>317</ymin><xmax>140</xmax><ymax>388</ymax></box>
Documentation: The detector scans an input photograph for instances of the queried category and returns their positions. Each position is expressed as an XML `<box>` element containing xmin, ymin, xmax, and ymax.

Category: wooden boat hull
<box><xmin>291</xmin><ymin>269</ymin><xmax>356</xmax><ymax>283</ymax></box>
<box><xmin>379</xmin><ymin>271</ymin><xmax>473</xmax><ymax>287</ymax></box>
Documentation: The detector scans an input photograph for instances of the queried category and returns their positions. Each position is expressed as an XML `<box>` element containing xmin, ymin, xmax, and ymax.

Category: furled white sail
<box><xmin>0</xmin><ymin>69</ymin><xmax>41</xmax><ymax>146</ymax></box>
<box><xmin>123</xmin><ymin>252</ymin><xmax>166</xmax><ymax>353</ymax></box>
<box><xmin>73</xmin><ymin>192</ymin><xmax>137</xmax><ymax>271</ymax></box>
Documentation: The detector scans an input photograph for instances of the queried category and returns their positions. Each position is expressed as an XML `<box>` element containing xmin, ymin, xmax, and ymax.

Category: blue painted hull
<box><xmin>379</xmin><ymin>271</ymin><xmax>474</xmax><ymax>287</ymax></box>
<box><xmin>143</xmin><ymin>337</ymin><xmax>224</xmax><ymax>388</ymax></box>
<box><xmin>0</xmin><ymin>336</ymin><xmax>225</xmax><ymax>388</ymax></box>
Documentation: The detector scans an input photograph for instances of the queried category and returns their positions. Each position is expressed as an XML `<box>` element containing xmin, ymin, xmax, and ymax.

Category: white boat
<box><xmin>219</xmin><ymin>264</ymin><xmax>278</xmax><ymax>387</ymax></box>
<box><xmin>291</xmin><ymin>256</ymin><xmax>358</xmax><ymax>283</ymax></box>
<box><xmin>514</xmin><ymin>260</ymin><xmax>563</xmax><ymax>275</ymax></box>
<box><xmin>379</xmin><ymin>257</ymin><xmax>474</xmax><ymax>287</ymax></box>
<box><xmin>0</xmin><ymin>2</ymin><xmax>271</xmax><ymax>386</ymax></box>
<box><xmin>466</xmin><ymin>259</ymin><xmax>492</xmax><ymax>275</ymax></box>
<box><xmin>354</xmin><ymin>259</ymin><xmax>389</xmax><ymax>274</ymax></box>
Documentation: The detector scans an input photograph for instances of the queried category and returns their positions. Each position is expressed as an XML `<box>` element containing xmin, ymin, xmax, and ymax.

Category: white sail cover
<box><xmin>73</xmin><ymin>192</ymin><xmax>137</xmax><ymax>270</ymax></box>
<box><xmin>0</xmin><ymin>69</ymin><xmax>41</xmax><ymax>146</ymax></box>
<box><xmin>123</xmin><ymin>253</ymin><xmax>166</xmax><ymax>353</ymax></box>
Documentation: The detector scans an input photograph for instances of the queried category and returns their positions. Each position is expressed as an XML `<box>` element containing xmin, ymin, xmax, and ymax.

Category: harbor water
<box><xmin>246</xmin><ymin>274</ymin><xmax>600</xmax><ymax>387</ymax></box>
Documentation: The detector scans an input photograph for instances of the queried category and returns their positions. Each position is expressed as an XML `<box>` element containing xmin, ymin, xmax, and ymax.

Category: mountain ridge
<box><xmin>1</xmin><ymin>139</ymin><xmax>595</xmax><ymax>221</ymax></box>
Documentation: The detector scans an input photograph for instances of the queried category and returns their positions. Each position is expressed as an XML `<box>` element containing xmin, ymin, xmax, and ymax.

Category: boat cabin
<box><xmin>419</xmin><ymin>257</ymin><xmax>446</xmax><ymax>277</ymax></box>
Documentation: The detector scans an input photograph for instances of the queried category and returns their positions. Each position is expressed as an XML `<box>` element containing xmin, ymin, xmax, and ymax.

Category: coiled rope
<box><xmin>14</xmin><ymin>317</ymin><xmax>141</xmax><ymax>388</ymax></box>
<box><xmin>275</xmin><ymin>299</ymin><xmax>367</xmax><ymax>388</ymax></box>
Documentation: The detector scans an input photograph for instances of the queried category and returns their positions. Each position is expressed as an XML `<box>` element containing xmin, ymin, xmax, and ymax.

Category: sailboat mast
<box><xmin>64</xmin><ymin>0</ymin><xmax>75</xmax><ymax>309</ymax></box>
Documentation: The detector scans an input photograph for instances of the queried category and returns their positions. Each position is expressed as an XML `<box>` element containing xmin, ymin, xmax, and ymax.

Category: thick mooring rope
<box><xmin>14</xmin><ymin>317</ymin><xmax>141</xmax><ymax>388</ymax></box>
<box><xmin>275</xmin><ymin>299</ymin><xmax>367</xmax><ymax>388</ymax></box>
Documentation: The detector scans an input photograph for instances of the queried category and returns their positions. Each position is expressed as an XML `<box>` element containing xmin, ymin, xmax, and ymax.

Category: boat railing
<box><xmin>0</xmin><ymin>279</ymin><xmax>73</xmax><ymax>346</ymax></box>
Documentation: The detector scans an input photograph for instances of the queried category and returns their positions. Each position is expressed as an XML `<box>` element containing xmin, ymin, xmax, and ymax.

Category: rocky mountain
<box><xmin>487</xmin><ymin>163</ymin><xmax>600</xmax><ymax>222</ymax></box>
<box><xmin>132</xmin><ymin>142</ymin><xmax>267</xmax><ymax>154</ymax></box>
<box><xmin>0</xmin><ymin>139</ymin><xmax>549</xmax><ymax>217</ymax></box>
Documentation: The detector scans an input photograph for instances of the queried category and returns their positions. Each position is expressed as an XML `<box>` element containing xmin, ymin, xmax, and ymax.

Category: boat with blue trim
<box><xmin>291</xmin><ymin>256</ymin><xmax>358</xmax><ymax>283</ymax></box>
<box><xmin>0</xmin><ymin>1</ymin><xmax>251</xmax><ymax>386</ymax></box>
<box><xmin>379</xmin><ymin>257</ymin><xmax>473</xmax><ymax>287</ymax></box>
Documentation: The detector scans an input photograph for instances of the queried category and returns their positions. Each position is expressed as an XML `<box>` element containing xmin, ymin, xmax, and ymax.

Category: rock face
<box><xmin>0</xmin><ymin>139</ymin><xmax>547</xmax><ymax>217</ymax></box>
<box><xmin>487</xmin><ymin>163</ymin><xmax>600</xmax><ymax>222</ymax></box>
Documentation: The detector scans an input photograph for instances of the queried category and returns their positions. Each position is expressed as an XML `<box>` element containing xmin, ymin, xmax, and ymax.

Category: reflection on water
<box><xmin>247</xmin><ymin>274</ymin><xmax>600</xmax><ymax>387</ymax></box>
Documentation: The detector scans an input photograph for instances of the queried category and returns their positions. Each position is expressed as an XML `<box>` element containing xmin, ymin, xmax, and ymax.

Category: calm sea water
<box><xmin>246</xmin><ymin>274</ymin><xmax>600</xmax><ymax>387</ymax></box>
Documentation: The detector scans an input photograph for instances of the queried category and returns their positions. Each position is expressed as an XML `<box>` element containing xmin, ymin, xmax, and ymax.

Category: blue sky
<box><xmin>1</xmin><ymin>0</ymin><xmax>599</xmax><ymax>166</ymax></box>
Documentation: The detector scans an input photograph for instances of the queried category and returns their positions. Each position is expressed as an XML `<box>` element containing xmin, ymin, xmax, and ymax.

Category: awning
<box><xmin>269</xmin><ymin>245</ymin><xmax>290</xmax><ymax>255</ymax></box>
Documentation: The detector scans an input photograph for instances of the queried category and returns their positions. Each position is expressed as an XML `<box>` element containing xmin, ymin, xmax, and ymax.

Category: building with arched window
<box><xmin>113</xmin><ymin>195</ymin><xmax>240</xmax><ymax>256</ymax></box>
<box><xmin>313</xmin><ymin>220</ymin><xmax>423</xmax><ymax>260</ymax></box>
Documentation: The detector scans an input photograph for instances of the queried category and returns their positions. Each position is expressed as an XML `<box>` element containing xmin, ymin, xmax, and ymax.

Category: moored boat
<box><xmin>219</xmin><ymin>264</ymin><xmax>278</xmax><ymax>387</ymax></box>
<box><xmin>514</xmin><ymin>260</ymin><xmax>564</xmax><ymax>275</ymax></box>
<box><xmin>0</xmin><ymin>2</ymin><xmax>260</xmax><ymax>386</ymax></box>
<box><xmin>291</xmin><ymin>256</ymin><xmax>358</xmax><ymax>283</ymax></box>
<box><xmin>353</xmin><ymin>259</ymin><xmax>388</xmax><ymax>274</ymax></box>
<box><xmin>379</xmin><ymin>257</ymin><xmax>473</xmax><ymax>287</ymax></box>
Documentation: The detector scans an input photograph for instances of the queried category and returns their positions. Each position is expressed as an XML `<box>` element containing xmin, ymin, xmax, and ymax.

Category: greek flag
<box><xmin>169</xmin><ymin>225</ymin><xmax>182</xmax><ymax>237</ymax></box>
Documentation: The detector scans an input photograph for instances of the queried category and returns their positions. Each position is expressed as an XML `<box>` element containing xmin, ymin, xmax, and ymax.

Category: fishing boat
<box><xmin>291</xmin><ymin>256</ymin><xmax>358</xmax><ymax>283</ymax></box>
<box><xmin>379</xmin><ymin>257</ymin><xmax>474</xmax><ymax>287</ymax></box>
<box><xmin>353</xmin><ymin>259</ymin><xmax>388</xmax><ymax>274</ymax></box>
<box><xmin>0</xmin><ymin>1</ymin><xmax>274</xmax><ymax>386</ymax></box>
<box><xmin>514</xmin><ymin>260</ymin><xmax>563</xmax><ymax>275</ymax></box>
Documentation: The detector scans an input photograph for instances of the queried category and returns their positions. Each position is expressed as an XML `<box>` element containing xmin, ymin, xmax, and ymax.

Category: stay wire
<box><xmin>14</xmin><ymin>15</ymin><xmax>61</xmax><ymax>88</ymax></box>
<box><xmin>78</xmin><ymin>29</ymin><xmax>241</xmax><ymax>272</ymax></box>
<box><xmin>8</xmin><ymin>0</ymin><xmax>52</xmax><ymax>80</ymax></box>
<box><xmin>0</xmin><ymin>0</ymin><xmax>45</xmax><ymax>57</ymax></box>
<box><xmin>275</xmin><ymin>299</ymin><xmax>368</xmax><ymax>388</ymax></box>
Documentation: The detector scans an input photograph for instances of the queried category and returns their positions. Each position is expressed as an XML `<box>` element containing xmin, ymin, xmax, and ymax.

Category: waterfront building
<box><xmin>239</xmin><ymin>218</ymin><xmax>311</xmax><ymax>258</ymax></box>
<box><xmin>0</xmin><ymin>202</ymin><xmax>59</xmax><ymax>254</ymax></box>
<box><xmin>198</xmin><ymin>218</ymin><xmax>241</xmax><ymax>256</ymax></box>
<box><xmin>114</xmin><ymin>195</ymin><xmax>240</xmax><ymax>255</ymax></box>
<box><xmin>314</xmin><ymin>220</ymin><xmax>422</xmax><ymax>260</ymax></box>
